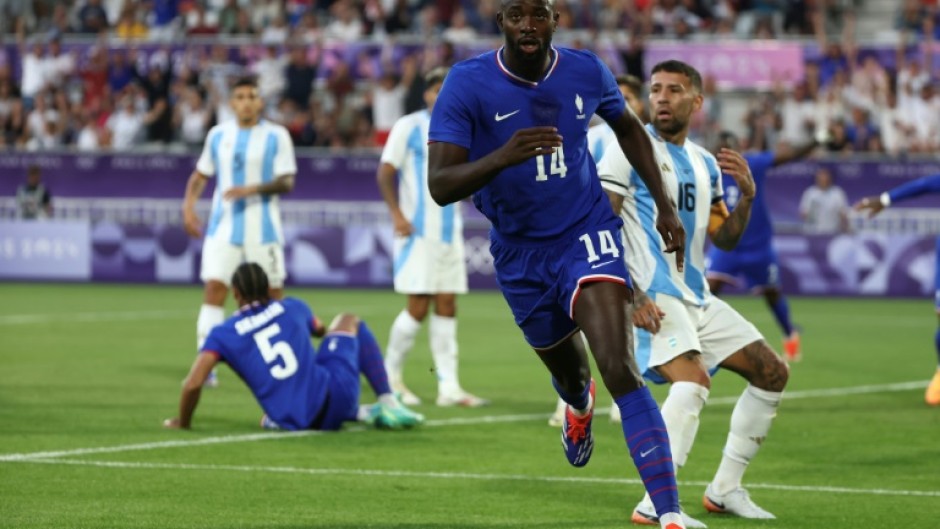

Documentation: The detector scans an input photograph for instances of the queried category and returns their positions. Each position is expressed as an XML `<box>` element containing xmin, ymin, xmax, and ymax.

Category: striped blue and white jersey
<box><xmin>597</xmin><ymin>124</ymin><xmax>723</xmax><ymax>306</ymax></box>
<box><xmin>587</xmin><ymin>122</ymin><xmax>616</xmax><ymax>163</ymax></box>
<box><xmin>196</xmin><ymin>120</ymin><xmax>297</xmax><ymax>246</ymax></box>
<box><xmin>381</xmin><ymin>110</ymin><xmax>462</xmax><ymax>244</ymax></box>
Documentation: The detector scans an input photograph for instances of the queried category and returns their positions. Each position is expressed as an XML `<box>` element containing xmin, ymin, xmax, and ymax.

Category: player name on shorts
<box><xmin>234</xmin><ymin>301</ymin><xmax>285</xmax><ymax>335</ymax></box>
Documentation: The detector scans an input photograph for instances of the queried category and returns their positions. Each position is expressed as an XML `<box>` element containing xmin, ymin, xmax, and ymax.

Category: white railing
<box><xmin>5</xmin><ymin>197</ymin><xmax>939</xmax><ymax>235</ymax></box>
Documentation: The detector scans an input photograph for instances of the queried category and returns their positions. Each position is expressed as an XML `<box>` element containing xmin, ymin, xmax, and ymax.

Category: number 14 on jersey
<box><xmin>535</xmin><ymin>146</ymin><xmax>567</xmax><ymax>181</ymax></box>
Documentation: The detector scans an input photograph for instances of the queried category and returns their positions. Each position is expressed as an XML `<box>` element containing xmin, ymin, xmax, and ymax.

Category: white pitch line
<box><xmin>0</xmin><ymin>381</ymin><xmax>925</xmax><ymax>463</ymax></box>
<box><xmin>0</xmin><ymin>309</ymin><xmax>191</xmax><ymax>325</ymax></box>
<box><xmin>13</xmin><ymin>458</ymin><xmax>940</xmax><ymax>499</ymax></box>
<box><xmin>707</xmin><ymin>380</ymin><xmax>927</xmax><ymax>406</ymax></box>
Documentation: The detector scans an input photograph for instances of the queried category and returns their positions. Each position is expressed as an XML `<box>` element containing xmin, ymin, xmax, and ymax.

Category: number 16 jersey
<box><xmin>429</xmin><ymin>47</ymin><xmax>626</xmax><ymax>245</ymax></box>
<box><xmin>597</xmin><ymin>125</ymin><xmax>723</xmax><ymax>306</ymax></box>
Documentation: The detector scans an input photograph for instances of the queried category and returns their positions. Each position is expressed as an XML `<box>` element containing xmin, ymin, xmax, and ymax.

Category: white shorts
<box><xmin>635</xmin><ymin>294</ymin><xmax>764</xmax><ymax>379</ymax></box>
<box><xmin>393</xmin><ymin>235</ymin><xmax>468</xmax><ymax>294</ymax></box>
<box><xmin>200</xmin><ymin>238</ymin><xmax>287</xmax><ymax>288</ymax></box>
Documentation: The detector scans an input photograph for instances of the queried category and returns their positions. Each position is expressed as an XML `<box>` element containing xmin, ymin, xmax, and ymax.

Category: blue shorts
<box><xmin>491</xmin><ymin>218</ymin><xmax>631</xmax><ymax>348</ymax></box>
<box><xmin>313</xmin><ymin>333</ymin><xmax>361</xmax><ymax>431</ymax></box>
<box><xmin>706</xmin><ymin>246</ymin><xmax>779</xmax><ymax>290</ymax></box>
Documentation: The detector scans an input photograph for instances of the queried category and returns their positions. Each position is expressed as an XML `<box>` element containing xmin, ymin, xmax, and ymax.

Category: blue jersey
<box><xmin>430</xmin><ymin>47</ymin><xmax>626</xmax><ymax>244</ymax></box>
<box><xmin>720</xmin><ymin>151</ymin><xmax>775</xmax><ymax>254</ymax></box>
<box><xmin>202</xmin><ymin>297</ymin><xmax>328</xmax><ymax>430</ymax></box>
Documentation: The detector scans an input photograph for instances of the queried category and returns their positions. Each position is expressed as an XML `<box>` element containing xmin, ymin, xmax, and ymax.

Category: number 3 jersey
<box><xmin>596</xmin><ymin>124</ymin><xmax>723</xmax><ymax>306</ymax></box>
<box><xmin>429</xmin><ymin>47</ymin><xmax>626</xmax><ymax>245</ymax></box>
<box><xmin>201</xmin><ymin>297</ymin><xmax>328</xmax><ymax>430</ymax></box>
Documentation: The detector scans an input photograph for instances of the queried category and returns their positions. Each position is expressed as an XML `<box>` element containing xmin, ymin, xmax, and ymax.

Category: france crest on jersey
<box><xmin>429</xmin><ymin>47</ymin><xmax>626</xmax><ymax>244</ymax></box>
<box><xmin>381</xmin><ymin>109</ymin><xmax>462</xmax><ymax>244</ymax></box>
<box><xmin>201</xmin><ymin>297</ymin><xmax>328</xmax><ymax>430</ymax></box>
<box><xmin>196</xmin><ymin>120</ymin><xmax>297</xmax><ymax>246</ymax></box>
<box><xmin>597</xmin><ymin>124</ymin><xmax>723</xmax><ymax>306</ymax></box>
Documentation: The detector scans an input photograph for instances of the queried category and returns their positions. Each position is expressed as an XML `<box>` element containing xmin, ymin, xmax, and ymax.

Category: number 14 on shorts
<box><xmin>579</xmin><ymin>229</ymin><xmax>621</xmax><ymax>264</ymax></box>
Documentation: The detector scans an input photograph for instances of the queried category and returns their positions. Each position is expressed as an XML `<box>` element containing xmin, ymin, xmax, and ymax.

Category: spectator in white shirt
<box><xmin>371</xmin><ymin>56</ymin><xmax>416</xmax><ymax>146</ymax></box>
<box><xmin>19</xmin><ymin>41</ymin><xmax>46</xmax><ymax>106</ymax></box>
<box><xmin>799</xmin><ymin>167</ymin><xmax>850</xmax><ymax>234</ymax></box>
<box><xmin>441</xmin><ymin>8</ymin><xmax>478</xmax><ymax>44</ymax></box>
<box><xmin>40</xmin><ymin>39</ymin><xmax>75</xmax><ymax>89</ymax></box>
<box><xmin>106</xmin><ymin>95</ymin><xmax>145</xmax><ymax>151</ymax></box>
<box><xmin>779</xmin><ymin>81</ymin><xmax>817</xmax><ymax>147</ymax></box>
<box><xmin>326</xmin><ymin>0</ymin><xmax>364</xmax><ymax>42</ymax></box>
<box><xmin>879</xmin><ymin>89</ymin><xmax>914</xmax><ymax>156</ymax></box>
<box><xmin>251</xmin><ymin>45</ymin><xmax>288</xmax><ymax>105</ymax></box>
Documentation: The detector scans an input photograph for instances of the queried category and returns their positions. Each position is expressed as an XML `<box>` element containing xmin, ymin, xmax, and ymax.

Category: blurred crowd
<box><xmin>0</xmin><ymin>0</ymin><xmax>938</xmax><ymax>154</ymax></box>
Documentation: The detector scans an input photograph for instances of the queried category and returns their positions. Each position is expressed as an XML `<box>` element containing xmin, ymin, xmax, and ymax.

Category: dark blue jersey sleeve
<box><xmin>888</xmin><ymin>174</ymin><xmax>940</xmax><ymax>203</ymax></box>
<box><xmin>201</xmin><ymin>327</ymin><xmax>227</xmax><ymax>360</ymax></box>
<box><xmin>748</xmin><ymin>152</ymin><xmax>775</xmax><ymax>179</ymax></box>
<box><xmin>429</xmin><ymin>68</ymin><xmax>474</xmax><ymax>150</ymax></box>
<box><xmin>594</xmin><ymin>54</ymin><xmax>626</xmax><ymax>124</ymax></box>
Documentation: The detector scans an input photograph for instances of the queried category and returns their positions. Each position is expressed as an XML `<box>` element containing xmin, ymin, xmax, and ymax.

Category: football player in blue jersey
<box><xmin>705</xmin><ymin>132</ymin><xmax>818</xmax><ymax>362</ymax></box>
<box><xmin>163</xmin><ymin>263</ymin><xmax>424</xmax><ymax>431</ymax></box>
<box><xmin>427</xmin><ymin>1</ymin><xmax>687</xmax><ymax>527</ymax></box>
<box><xmin>597</xmin><ymin>60</ymin><xmax>790</xmax><ymax>524</ymax></box>
<box><xmin>855</xmin><ymin>174</ymin><xmax>940</xmax><ymax>406</ymax></box>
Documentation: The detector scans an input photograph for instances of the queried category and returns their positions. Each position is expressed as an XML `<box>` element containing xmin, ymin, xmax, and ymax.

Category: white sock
<box><xmin>197</xmin><ymin>304</ymin><xmax>225</xmax><ymax>350</ymax></box>
<box><xmin>378</xmin><ymin>393</ymin><xmax>399</xmax><ymax>408</ymax></box>
<box><xmin>660</xmin><ymin>381</ymin><xmax>710</xmax><ymax>470</ymax></box>
<box><xmin>430</xmin><ymin>314</ymin><xmax>461</xmax><ymax>396</ymax></box>
<box><xmin>712</xmin><ymin>384</ymin><xmax>783</xmax><ymax>495</ymax></box>
<box><xmin>385</xmin><ymin>310</ymin><xmax>421</xmax><ymax>384</ymax></box>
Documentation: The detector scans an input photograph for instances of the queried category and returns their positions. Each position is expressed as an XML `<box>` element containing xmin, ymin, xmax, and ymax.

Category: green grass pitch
<box><xmin>1</xmin><ymin>283</ymin><xmax>939</xmax><ymax>528</ymax></box>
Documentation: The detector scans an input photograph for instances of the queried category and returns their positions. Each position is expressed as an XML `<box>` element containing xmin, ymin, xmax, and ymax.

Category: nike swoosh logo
<box><xmin>640</xmin><ymin>446</ymin><xmax>659</xmax><ymax>458</ymax></box>
<box><xmin>591</xmin><ymin>260</ymin><xmax>617</xmax><ymax>269</ymax></box>
<box><xmin>494</xmin><ymin>110</ymin><xmax>520</xmax><ymax>122</ymax></box>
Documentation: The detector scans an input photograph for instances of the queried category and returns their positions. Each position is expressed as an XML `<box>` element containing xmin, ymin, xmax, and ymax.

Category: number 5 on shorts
<box><xmin>579</xmin><ymin>229</ymin><xmax>620</xmax><ymax>263</ymax></box>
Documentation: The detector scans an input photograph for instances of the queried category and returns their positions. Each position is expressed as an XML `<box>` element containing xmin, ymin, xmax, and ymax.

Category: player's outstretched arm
<box><xmin>709</xmin><ymin>148</ymin><xmax>755</xmax><ymax>250</ymax></box>
<box><xmin>182</xmin><ymin>170</ymin><xmax>210</xmax><ymax>238</ymax></box>
<box><xmin>772</xmin><ymin>139</ymin><xmax>818</xmax><ymax>167</ymax></box>
<box><xmin>855</xmin><ymin>173</ymin><xmax>940</xmax><ymax>218</ymax></box>
<box><xmin>609</xmin><ymin>110</ymin><xmax>685</xmax><ymax>270</ymax></box>
<box><xmin>428</xmin><ymin>128</ymin><xmax>562</xmax><ymax>205</ymax></box>
<box><xmin>164</xmin><ymin>352</ymin><xmax>218</xmax><ymax>429</ymax></box>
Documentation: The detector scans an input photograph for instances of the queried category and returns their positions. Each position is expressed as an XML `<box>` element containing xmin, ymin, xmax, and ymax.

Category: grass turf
<box><xmin>1</xmin><ymin>283</ymin><xmax>939</xmax><ymax>528</ymax></box>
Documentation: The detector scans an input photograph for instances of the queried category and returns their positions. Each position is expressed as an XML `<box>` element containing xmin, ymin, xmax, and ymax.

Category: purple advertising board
<box><xmin>644</xmin><ymin>41</ymin><xmax>805</xmax><ymax>89</ymax></box>
<box><xmin>0</xmin><ymin>220</ymin><xmax>495</xmax><ymax>288</ymax></box>
<box><xmin>0</xmin><ymin>220</ymin><xmax>91</xmax><ymax>280</ymax></box>
<box><xmin>1</xmin><ymin>220</ymin><xmax>936</xmax><ymax>299</ymax></box>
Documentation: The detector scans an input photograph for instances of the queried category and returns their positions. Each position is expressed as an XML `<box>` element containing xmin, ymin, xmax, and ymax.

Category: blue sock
<box><xmin>357</xmin><ymin>321</ymin><xmax>392</xmax><ymax>397</ymax></box>
<box><xmin>934</xmin><ymin>327</ymin><xmax>940</xmax><ymax>366</ymax></box>
<box><xmin>769</xmin><ymin>296</ymin><xmax>794</xmax><ymax>336</ymax></box>
<box><xmin>615</xmin><ymin>386</ymin><xmax>680</xmax><ymax>517</ymax></box>
<box><xmin>552</xmin><ymin>377</ymin><xmax>590</xmax><ymax>411</ymax></box>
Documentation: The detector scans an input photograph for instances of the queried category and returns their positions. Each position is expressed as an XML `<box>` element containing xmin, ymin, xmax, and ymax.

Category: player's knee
<box><xmin>658</xmin><ymin>352</ymin><xmax>712</xmax><ymax>389</ymax></box>
<box><xmin>434</xmin><ymin>294</ymin><xmax>457</xmax><ymax>317</ymax></box>
<box><xmin>406</xmin><ymin>295</ymin><xmax>432</xmax><ymax>321</ymax></box>
<box><xmin>752</xmin><ymin>344</ymin><xmax>789</xmax><ymax>392</ymax></box>
<box><xmin>204</xmin><ymin>281</ymin><xmax>228</xmax><ymax>305</ymax></box>
<box><xmin>328</xmin><ymin>313</ymin><xmax>361</xmax><ymax>334</ymax></box>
